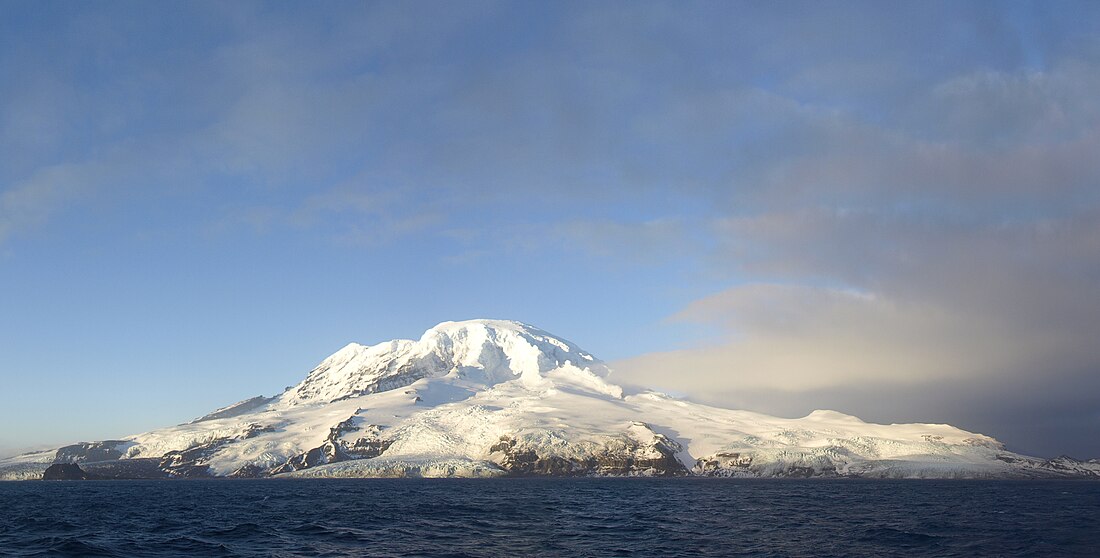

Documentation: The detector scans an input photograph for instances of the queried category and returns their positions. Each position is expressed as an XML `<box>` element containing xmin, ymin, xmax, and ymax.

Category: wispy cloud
<box><xmin>1</xmin><ymin>163</ymin><xmax>92</xmax><ymax>244</ymax></box>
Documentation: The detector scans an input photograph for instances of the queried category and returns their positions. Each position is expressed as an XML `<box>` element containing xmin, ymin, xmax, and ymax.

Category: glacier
<box><xmin>3</xmin><ymin>319</ymin><xmax>1098</xmax><ymax>480</ymax></box>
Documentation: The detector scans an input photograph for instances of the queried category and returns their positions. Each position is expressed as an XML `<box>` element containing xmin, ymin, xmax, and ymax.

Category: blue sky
<box><xmin>2</xmin><ymin>1</ymin><xmax>1099</xmax><ymax>458</ymax></box>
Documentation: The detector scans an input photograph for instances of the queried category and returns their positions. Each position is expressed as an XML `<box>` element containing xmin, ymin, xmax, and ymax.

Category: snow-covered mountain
<box><xmin>3</xmin><ymin>319</ymin><xmax>1098</xmax><ymax>480</ymax></box>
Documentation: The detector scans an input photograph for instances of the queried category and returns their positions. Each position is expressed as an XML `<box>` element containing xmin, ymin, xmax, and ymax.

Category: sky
<box><xmin>2</xmin><ymin>0</ymin><xmax>1099</xmax><ymax>459</ymax></box>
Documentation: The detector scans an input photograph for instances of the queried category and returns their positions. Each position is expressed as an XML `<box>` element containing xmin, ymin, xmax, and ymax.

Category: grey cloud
<box><xmin>612</xmin><ymin>23</ymin><xmax>1100</xmax><ymax>458</ymax></box>
<box><xmin>714</xmin><ymin>207</ymin><xmax>1100</xmax><ymax>317</ymax></box>
<box><xmin>615</xmin><ymin>283</ymin><xmax>1057</xmax><ymax>390</ymax></box>
<box><xmin>614</xmin><ymin>267</ymin><xmax>1100</xmax><ymax>458</ymax></box>
<box><xmin>647</xmin><ymin>369</ymin><xmax>1100</xmax><ymax>459</ymax></box>
<box><xmin>718</xmin><ymin>89</ymin><xmax>1100</xmax><ymax>212</ymax></box>
<box><xmin>616</xmin><ymin>114</ymin><xmax>1100</xmax><ymax>459</ymax></box>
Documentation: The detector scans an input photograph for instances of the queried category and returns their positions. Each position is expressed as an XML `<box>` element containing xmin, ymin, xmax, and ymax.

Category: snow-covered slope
<box><xmin>3</xmin><ymin>319</ymin><xmax>1097</xmax><ymax>480</ymax></box>
<box><xmin>279</xmin><ymin>319</ymin><xmax>613</xmax><ymax>406</ymax></box>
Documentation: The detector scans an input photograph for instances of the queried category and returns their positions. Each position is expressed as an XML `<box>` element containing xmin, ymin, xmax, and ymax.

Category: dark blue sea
<box><xmin>1</xmin><ymin>479</ymin><xmax>1098</xmax><ymax>557</ymax></box>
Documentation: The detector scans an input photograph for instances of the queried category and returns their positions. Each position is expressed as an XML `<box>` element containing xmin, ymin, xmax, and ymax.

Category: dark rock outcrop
<box><xmin>695</xmin><ymin>452</ymin><xmax>755</xmax><ymax>476</ymax></box>
<box><xmin>270</xmin><ymin>444</ymin><xmax>338</xmax><ymax>474</ymax></box>
<box><xmin>490</xmin><ymin>429</ymin><xmax>688</xmax><ymax>477</ymax></box>
<box><xmin>1035</xmin><ymin>455</ymin><xmax>1100</xmax><ymax>477</ymax></box>
<box><xmin>228</xmin><ymin>464</ymin><xmax>266</xmax><ymax>478</ymax></box>
<box><xmin>159</xmin><ymin>423</ymin><xmax>276</xmax><ymax>477</ymax></box>
<box><xmin>693</xmin><ymin>451</ymin><xmax>848</xmax><ymax>478</ymax></box>
<box><xmin>43</xmin><ymin>463</ymin><xmax>90</xmax><ymax>480</ymax></box>
<box><xmin>345</xmin><ymin>437</ymin><xmax>391</xmax><ymax>459</ymax></box>
<box><xmin>159</xmin><ymin>443</ymin><xmax>220</xmax><ymax>477</ymax></box>
<box><xmin>81</xmin><ymin>458</ymin><xmax>168</xmax><ymax>480</ymax></box>
<box><xmin>271</xmin><ymin>416</ymin><xmax>392</xmax><ymax>475</ymax></box>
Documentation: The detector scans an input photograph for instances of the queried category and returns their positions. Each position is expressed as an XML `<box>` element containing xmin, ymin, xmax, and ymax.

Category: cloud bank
<box><xmin>616</xmin><ymin>54</ymin><xmax>1100</xmax><ymax>457</ymax></box>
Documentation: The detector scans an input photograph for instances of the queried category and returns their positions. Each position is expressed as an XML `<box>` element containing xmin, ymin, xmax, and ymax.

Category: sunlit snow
<box><xmin>3</xmin><ymin>320</ymin><xmax>1097</xmax><ymax>479</ymax></box>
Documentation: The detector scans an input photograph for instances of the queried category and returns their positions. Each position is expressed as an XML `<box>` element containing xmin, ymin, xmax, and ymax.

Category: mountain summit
<box><xmin>2</xmin><ymin>320</ymin><xmax>1098</xmax><ymax>480</ymax></box>
<box><xmin>281</xmin><ymin>319</ymin><xmax>613</xmax><ymax>406</ymax></box>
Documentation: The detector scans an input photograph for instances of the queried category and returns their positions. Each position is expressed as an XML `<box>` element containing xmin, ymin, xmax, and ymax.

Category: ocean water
<box><xmin>1</xmin><ymin>479</ymin><xmax>1098</xmax><ymax>557</ymax></box>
